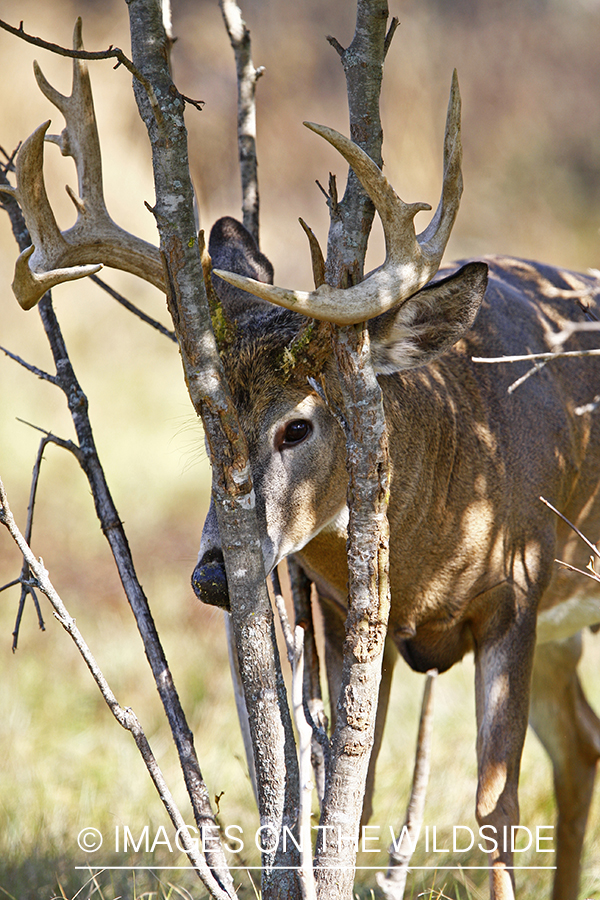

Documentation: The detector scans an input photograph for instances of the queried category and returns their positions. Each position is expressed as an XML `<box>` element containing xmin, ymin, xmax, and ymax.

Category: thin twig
<box><xmin>555</xmin><ymin>559</ymin><xmax>600</xmax><ymax>584</ymax></box>
<box><xmin>0</xmin><ymin>17</ymin><xmax>165</xmax><ymax>131</ymax></box>
<box><xmin>383</xmin><ymin>17</ymin><xmax>399</xmax><ymax>58</ymax></box>
<box><xmin>288</xmin><ymin>558</ymin><xmax>328</xmax><ymax>802</ymax></box>
<box><xmin>507</xmin><ymin>358</ymin><xmax>549</xmax><ymax>394</ymax></box>
<box><xmin>377</xmin><ymin>670</ymin><xmax>437</xmax><ymax>900</ymax></box>
<box><xmin>540</xmin><ymin>495</ymin><xmax>600</xmax><ymax>561</ymax></box>
<box><xmin>16</xmin><ymin>420</ymin><xmax>82</xmax><ymax>459</ymax></box>
<box><xmin>0</xmin><ymin>578</ymin><xmax>21</xmax><ymax>593</ymax></box>
<box><xmin>0</xmin><ymin>476</ymin><xmax>233</xmax><ymax>900</ymax></box>
<box><xmin>292</xmin><ymin>625</ymin><xmax>317</xmax><ymax>900</ymax></box>
<box><xmin>90</xmin><ymin>274</ymin><xmax>177</xmax><ymax>342</ymax></box>
<box><xmin>0</xmin><ymin>345</ymin><xmax>57</xmax><ymax>383</ymax></box>
<box><xmin>473</xmin><ymin>348</ymin><xmax>600</xmax><ymax>364</ymax></box>
<box><xmin>326</xmin><ymin>35</ymin><xmax>345</xmax><ymax>57</ymax></box>
<box><xmin>12</xmin><ymin>433</ymin><xmax>59</xmax><ymax>648</ymax></box>
<box><xmin>270</xmin><ymin>567</ymin><xmax>316</xmax><ymax>900</ymax></box>
<box><xmin>271</xmin><ymin>567</ymin><xmax>294</xmax><ymax>662</ymax></box>
<box><xmin>2</xmin><ymin>429</ymin><xmax>80</xmax><ymax>649</ymax></box>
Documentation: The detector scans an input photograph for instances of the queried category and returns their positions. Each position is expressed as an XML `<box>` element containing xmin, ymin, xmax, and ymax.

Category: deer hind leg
<box><xmin>529</xmin><ymin>633</ymin><xmax>600</xmax><ymax>900</ymax></box>
<box><xmin>473</xmin><ymin>586</ymin><xmax>539</xmax><ymax>900</ymax></box>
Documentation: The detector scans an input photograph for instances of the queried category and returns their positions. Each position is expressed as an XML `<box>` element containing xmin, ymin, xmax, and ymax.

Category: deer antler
<box><xmin>0</xmin><ymin>19</ymin><xmax>164</xmax><ymax>310</ymax></box>
<box><xmin>213</xmin><ymin>70</ymin><xmax>463</xmax><ymax>325</ymax></box>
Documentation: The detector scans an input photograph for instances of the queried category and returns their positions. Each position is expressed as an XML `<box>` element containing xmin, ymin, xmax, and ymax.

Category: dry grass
<box><xmin>0</xmin><ymin>0</ymin><xmax>600</xmax><ymax>898</ymax></box>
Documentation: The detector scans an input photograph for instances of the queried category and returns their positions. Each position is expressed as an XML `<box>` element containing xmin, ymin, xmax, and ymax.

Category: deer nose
<box><xmin>192</xmin><ymin>549</ymin><xmax>230</xmax><ymax>611</ymax></box>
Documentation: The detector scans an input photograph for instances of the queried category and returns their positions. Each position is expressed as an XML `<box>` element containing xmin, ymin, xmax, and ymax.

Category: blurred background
<box><xmin>0</xmin><ymin>0</ymin><xmax>599</xmax><ymax>897</ymax></box>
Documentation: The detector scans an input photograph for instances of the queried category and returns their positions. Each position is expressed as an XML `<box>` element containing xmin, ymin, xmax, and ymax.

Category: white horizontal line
<box><xmin>76</xmin><ymin>865</ymin><xmax>558</xmax><ymax>871</ymax></box>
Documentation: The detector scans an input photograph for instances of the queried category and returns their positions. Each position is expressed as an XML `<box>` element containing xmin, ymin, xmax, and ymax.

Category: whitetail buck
<box><xmin>190</xmin><ymin>121</ymin><xmax>600</xmax><ymax>900</ymax></box>
<box><xmin>5</xmin><ymin>25</ymin><xmax>600</xmax><ymax>900</ymax></box>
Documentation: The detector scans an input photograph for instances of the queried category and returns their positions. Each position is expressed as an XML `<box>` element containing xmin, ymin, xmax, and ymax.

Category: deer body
<box><xmin>194</xmin><ymin>229</ymin><xmax>600</xmax><ymax>900</ymax></box>
<box><xmin>300</xmin><ymin>257</ymin><xmax>600</xmax><ymax>665</ymax></box>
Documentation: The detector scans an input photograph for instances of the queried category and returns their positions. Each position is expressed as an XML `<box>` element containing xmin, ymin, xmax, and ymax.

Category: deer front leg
<box><xmin>473</xmin><ymin>589</ymin><xmax>538</xmax><ymax>900</ymax></box>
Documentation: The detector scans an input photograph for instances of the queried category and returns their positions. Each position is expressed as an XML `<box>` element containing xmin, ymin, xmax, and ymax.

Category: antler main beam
<box><xmin>213</xmin><ymin>70</ymin><xmax>463</xmax><ymax>325</ymax></box>
<box><xmin>0</xmin><ymin>19</ymin><xmax>164</xmax><ymax>311</ymax></box>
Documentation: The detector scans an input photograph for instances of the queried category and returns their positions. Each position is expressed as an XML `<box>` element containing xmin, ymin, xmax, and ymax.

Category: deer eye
<box><xmin>279</xmin><ymin>419</ymin><xmax>312</xmax><ymax>449</ymax></box>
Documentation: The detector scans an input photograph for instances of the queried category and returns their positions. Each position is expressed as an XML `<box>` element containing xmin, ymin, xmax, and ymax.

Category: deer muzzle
<box><xmin>192</xmin><ymin>547</ymin><xmax>230</xmax><ymax>611</ymax></box>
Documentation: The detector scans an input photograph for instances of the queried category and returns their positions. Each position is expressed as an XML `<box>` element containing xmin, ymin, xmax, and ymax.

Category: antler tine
<box><xmin>2</xmin><ymin>121</ymin><xmax>103</xmax><ymax>310</ymax></box>
<box><xmin>213</xmin><ymin>73</ymin><xmax>463</xmax><ymax>326</ymax></box>
<box><xmin>13</xmin><ymin>245</ymin><xmax>102</xmax><ymax>312</ymax></box>
<box><xmin>417</xmin><ymin>69</ymin><xmax>463</xmax><ymax>255</ymax></box>
<box><xmin>34</xmin><ymin>18</ymin><xmax>106</xmax><ymax>211</ymax></box>
<box><xmin>2</xmin><ymin>19</ymin><xmax>165</xmax><ymax>310</ymax></box>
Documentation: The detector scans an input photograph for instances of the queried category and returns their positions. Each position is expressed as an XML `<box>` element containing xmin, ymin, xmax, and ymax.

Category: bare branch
<box><xmin>10</xmin><ymin>433</ymin><xmax>60</xmax><ymax>649</ymax></box>
<box><xmin>288</xmin><ymin>558</ymin><xmax>328</xmax><ymax>803</ymax></box>
<box><xmin>0</xmin><ymin>344</ymin><xmax>56</xmax><ymax>383</ymax></box>
<box><xmin>326</xmin><ymin>35</ymin><xmax>345</xmax><ymax>57</ymax></box>
<box><xmin>219</xmin><ymin>0</ymin><xmax>262</xmax><ymax>244</ymax></box>
<box><xmin>383</xmin><ymin>17</ymin><xmax>399</xmax><ymax>58</ymax></box>
<box><xmin>0</xmin><ymin>476</ymin><xmax>233</xmax><ymax>900</ymax></box>
<box><xmin>474</xmin><ymin>314</ymin><xmax>600</xmax><ymax>394</ymax></box>
<box><xmin>270</xmin><ymin>566</ymin><xmax>317</xmax><ymax>899</ymax></box>
<box><xmin>377</xmin><ymin>670</ymin><xmax>437</xmax><ymax>900</ymax></box>
<box><xmin>507</xmin><ymin>358</ymin><xmax>549</xmax><ymax>395</ymax></box>
<box><xmin>555</xmin><ymin>559</ymin><xmax>600</xmax><ymax>585</ymax></box>
<box><xmin>0</xmin><ymin>17</ymin><xmax>164</xmax><ymax>130</ymax></box>
<box><xmin>11</xmin><ymin>579</ymin><xmax>45</xmax><ymax>652</ymax></box>
<box><xmin>541</xmin><ymin>495</ymin><xmax>600</xmax><ymax>562</ymax></box>
<box><xmin>312</xmin><ymin>6</ymin><xmax>395</xmax><ymax>897</ymax></box>
<box><xmin>474</xmin><ymin>348</ymin><xmax>600</xmax><ymax>364</ymax></box>
<box><xmin>90</xmin><ymin>274</ymin><xmax>177</xmax><ymax>343</ymax></box>
<box><xmin>271</xmin><ymin>567</ymin><xmax>295</xmax><ymax>662</ymax></box>
<box><xmin>127</xmin><ymin>4</ymin><xmax>300</xmax><ymax>894</ymax></box>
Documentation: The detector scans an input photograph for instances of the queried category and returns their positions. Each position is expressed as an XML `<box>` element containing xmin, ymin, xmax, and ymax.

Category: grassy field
<box><xmin>1</xmin><ymin>0</ymin><xmax>600</xmax><ymax>898</ymax></box>
<box><xmin>1</xmin><ymin>576</ymin><xmax>599</xmax><ymax>900</ymax></box>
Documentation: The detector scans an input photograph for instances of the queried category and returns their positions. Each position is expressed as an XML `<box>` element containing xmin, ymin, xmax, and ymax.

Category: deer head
<box><xmin>0</xmin><ymin>36</ymin><xmax>486</xmax><ymax>604</ymax></box>
<box><xmin>193</xmin><ymin>210</ymin><xmax>487</xmax><ymax>608</ymax></box>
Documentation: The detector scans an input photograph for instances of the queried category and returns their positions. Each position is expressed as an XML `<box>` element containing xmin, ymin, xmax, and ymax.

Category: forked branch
<box><xmin>0</xmin><ymin>17</ymin><xmax>164</xmax><ymax>128</ymax></box>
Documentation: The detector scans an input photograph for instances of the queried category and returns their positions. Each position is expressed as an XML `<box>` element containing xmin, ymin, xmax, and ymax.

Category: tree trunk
<box><xmin>313</xmin><ymin>2</ymin><xmax>393</xmax><ymax>898</ymax></box>
<box><xmin>126</xmin><ymin>3</ymin><xmax>300</xmax><ymax>896</ymax></box>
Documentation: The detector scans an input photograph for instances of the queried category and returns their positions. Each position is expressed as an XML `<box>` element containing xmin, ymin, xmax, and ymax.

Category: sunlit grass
<box><xmin>2</xmin><ymin>547</ymin><xmax>599</xmax><ymax>900</ymax></box>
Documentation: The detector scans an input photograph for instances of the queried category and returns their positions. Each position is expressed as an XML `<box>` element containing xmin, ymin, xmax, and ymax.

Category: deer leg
<box><xmin>473</xmin><ymin>589</ymin><xmax>538</xmax><ymax>900</ymax></box>
<box><xmin>529</xmin><ymin>633</ymin><xmax>600</xmax><ymax>900</ymax></box>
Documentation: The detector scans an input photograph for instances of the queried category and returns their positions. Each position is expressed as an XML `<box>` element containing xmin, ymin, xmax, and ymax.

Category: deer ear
<box><xmin>209</xmin><ymin>217</ymin><xmax>274</xmax><ymax>323</ymax></box>
<box><xmin>369</xmin><ymin>261</ymin><xmax>488</xmax><ymax>374</ymax></box>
